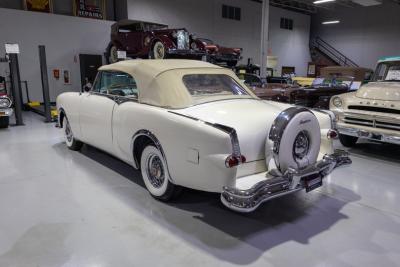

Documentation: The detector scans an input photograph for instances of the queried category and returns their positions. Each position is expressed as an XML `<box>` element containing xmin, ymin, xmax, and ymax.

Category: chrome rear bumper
<box><xmin>338</xmin><ymin>126</ymin><xmax>400</xmax><ymax>145</ymax></box>
<box><xmin>221</xmin><ymin>149</ymin><xmax>351</xmax><ymax>213</ymax></box>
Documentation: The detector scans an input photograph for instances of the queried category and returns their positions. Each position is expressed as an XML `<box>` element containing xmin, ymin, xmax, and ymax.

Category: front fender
<box><xmin>153</xmin><ymin>36</ymin><xmax>175</xmax><ymax>49</ymax></box>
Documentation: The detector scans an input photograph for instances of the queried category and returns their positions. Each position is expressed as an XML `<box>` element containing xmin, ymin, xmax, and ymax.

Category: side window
<box><xmin>98</xmin><ymin>71</ymin><xmax>138</xmax><ymax>98</ymax></box>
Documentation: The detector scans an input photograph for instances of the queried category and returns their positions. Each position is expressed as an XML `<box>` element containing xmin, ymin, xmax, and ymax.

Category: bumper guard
<box><xmin>221</xmin><ymin>149</ymin><xmax>351</xmax><ymax>212</ymax></box>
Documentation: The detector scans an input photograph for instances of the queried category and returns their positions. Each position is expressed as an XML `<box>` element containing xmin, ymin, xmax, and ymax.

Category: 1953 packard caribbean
<box><xmin>330</xmin><ymin>57</ymin><xmax>400</xmax><ymax>147</ymax></box>
<box><xmin>57</xmin><ymin>60</ymin><xmax>351</xmax><ymax>212</ymax></box>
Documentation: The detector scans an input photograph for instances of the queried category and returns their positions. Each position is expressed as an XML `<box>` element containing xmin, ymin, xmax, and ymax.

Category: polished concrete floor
<box><xmin>1</xmin><ymin>112</ymin><xmax>400</xmax><ymax>267</ymax></box>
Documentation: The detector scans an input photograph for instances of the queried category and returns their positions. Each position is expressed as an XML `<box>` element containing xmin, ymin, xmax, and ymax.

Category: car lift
<box><xmin>23</xmin><ymin>45</ymin><xmax>57</xmax><ymax>122</ymax></box>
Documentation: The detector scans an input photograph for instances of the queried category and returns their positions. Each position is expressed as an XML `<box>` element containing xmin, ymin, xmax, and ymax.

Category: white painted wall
<box><xmin>0</xmin><ymin>8</ymin><xmax>113</xmax><ymax>102</ymax></box>
<box><xmin>311</xmin><ymin>1</ymin><xmax>400</xmax><ymax>69</ymax></box>
<box><xmin>126</xmin><ymin>0</ymin><xmax>311</xmax><ymax>76</ymax></box>
<box><xmin>269</xmin><ymin>7</ymin><xmax>311</xmax><ymax>76</ymax></box>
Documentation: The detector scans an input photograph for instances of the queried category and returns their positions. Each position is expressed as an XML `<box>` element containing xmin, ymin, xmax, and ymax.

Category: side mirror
<box><xmin>83</xmin><ymin>85</ymin><xmax>91</xmax><ymax>92</ymax></box>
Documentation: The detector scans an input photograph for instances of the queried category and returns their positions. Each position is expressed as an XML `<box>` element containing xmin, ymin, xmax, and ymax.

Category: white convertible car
<box><xmin>57</xmin><ymin>59</ymin><xmax>351</xmax><ymax>212</ymax></box>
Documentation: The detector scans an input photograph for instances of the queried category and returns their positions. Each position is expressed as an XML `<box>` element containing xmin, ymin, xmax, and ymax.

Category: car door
<box><xmin>79</xmin><ymin>71</ymin><xmax>117</xmax><ymax>153</ymax></box>
<box><xmin>126</xmin><ymin>24</ymin><xmax>145</xmax><ymax>55</ymax></box>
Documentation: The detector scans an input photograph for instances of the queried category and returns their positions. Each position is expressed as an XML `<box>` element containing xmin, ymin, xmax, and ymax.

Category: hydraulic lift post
<box><xmin>8</xmin><ymin>53</ymin><xmax>24</xmax><ymax>126</ymax></box>
<box><xmin>38</xmin><ymin>45</ymin><xmax>52</xmax><ymax>123</ymax></box>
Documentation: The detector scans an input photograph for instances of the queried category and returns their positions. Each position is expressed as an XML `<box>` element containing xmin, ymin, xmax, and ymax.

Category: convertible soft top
<box><xmin>99</xmin><ymin>60</ymin><xmax>249</xmax><ymax>109</ymax></box>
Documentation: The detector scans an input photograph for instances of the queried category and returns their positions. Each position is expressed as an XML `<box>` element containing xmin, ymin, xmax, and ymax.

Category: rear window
<box><xmin>182</xmin><ymin>74</ymin><xmax>248</xmax><ymax>96</ymax></box>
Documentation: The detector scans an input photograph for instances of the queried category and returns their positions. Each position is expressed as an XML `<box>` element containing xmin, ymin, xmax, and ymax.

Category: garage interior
<box><xmin>1</xmin><ymin>0</ymin><xmax>400</xmax><ymax>266</ymax></box>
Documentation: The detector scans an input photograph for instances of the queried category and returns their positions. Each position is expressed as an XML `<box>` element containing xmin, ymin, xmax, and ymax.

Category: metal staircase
<box><xmin>310</xmin><ymin>37</ymin><xmax>359</xmax><ymax>67</ymax></box>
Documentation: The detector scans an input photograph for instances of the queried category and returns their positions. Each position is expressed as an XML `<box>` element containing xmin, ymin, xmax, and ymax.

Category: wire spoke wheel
<box><xmin>145</xmin><ymin>153</ymin><xmax>165</xmax><ymax>188</ymax></box>
<box><xmin>65</xmin><ymin>120</ymin><xmax>73</xmax><ymax>143</ymax></box>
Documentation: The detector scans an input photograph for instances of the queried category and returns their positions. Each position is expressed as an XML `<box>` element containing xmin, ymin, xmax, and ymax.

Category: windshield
<box><xmin>183</xmin><ymin>74</ymin><xmax>250</xmax><ymax>99</ymax></box>
<box><xmin>236</xmin><ymin>73</ymin><xmax>262</xmax><ymax>87</ymax></box>
<box><xmin>143</xmin><ymin>23</ymin><xmax>168</xmax><ymax>31</ymax></box>
<box><xmin>373</xmin><ymin>61</ymin><xmax>400</xmax><ymax>82</ymax></box>
<box><xmin>312</xmin><ymin>77</ymin><xmax>351</xmax><ymax>88</ymax></box>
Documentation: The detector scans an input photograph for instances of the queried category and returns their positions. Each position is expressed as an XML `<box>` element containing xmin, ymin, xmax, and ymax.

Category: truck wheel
<box><xmin>140</xmin><ymin>145</ymin><xmax>181</xmax><ymax>201</ymax></box>
<box><xmin>107</xmin><ymin>44</ymin><xmax>119</xmax><ymax>64</ymax></box>
<box><xmin>150</xmin><ymin>41</ymin><xmax>166</xmax><ymax>59</ymax></box>
<box><xmin>0</xmin><ymin>117</ymin><xmax>9</xmax><ymax>128</ymax></box>
<box><xmin>339</xmin><ymin>134</ymin><xmax>358</xmax><ymax>147</ymax></box>
<box><xmin>63</xmin><ymin>117</ymin><xmax>83</xmax><ymax>151</ymax></box>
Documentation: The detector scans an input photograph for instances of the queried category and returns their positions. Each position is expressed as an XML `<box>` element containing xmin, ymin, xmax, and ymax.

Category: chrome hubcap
<box><xmin>145</xmin><ymin>154</ymin><xmax>165</xmax><ymax>188</ymax></box>
<box><xmin>293</xmin><ymin>130</ymin><xmax>310</xmax><ymax>160</ymax></box>
<box><xmin>65</xmin><ymin>121</ymin><xmax>73</xmax><ymax>143</ymax></box>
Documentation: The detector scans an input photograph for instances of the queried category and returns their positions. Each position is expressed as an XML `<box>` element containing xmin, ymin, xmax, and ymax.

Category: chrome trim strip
<box><xmin>221</xmin><ymin>149</ymin><xmax>351</xmax><ymax>212</ymax></box>
<box><xmin>168</xmin><ymin>111</ymin><xmax>243</xmax><ymax>162</ymax></box>
<box><xmin>337</xmin><ymin>126</ymin><xmax>400</xmax><ymax>145</ymax></box>
<box><xmin>313</xmin><ymin>108</ymin><xmax>336</xmax><ymax>129</ymax></box>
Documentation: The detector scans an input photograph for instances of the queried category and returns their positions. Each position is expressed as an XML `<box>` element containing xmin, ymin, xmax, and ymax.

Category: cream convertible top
<box><xmin>99</xmin><ymin>59</ymin><xmax>257</xmax><ymax>109</ymax></box>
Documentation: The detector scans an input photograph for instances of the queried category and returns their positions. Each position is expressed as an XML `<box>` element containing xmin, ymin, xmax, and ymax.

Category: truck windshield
<box><xmin>373</xmin><ymin>61</ymin><xmax>400</xmax><ymax>81</ymax></box>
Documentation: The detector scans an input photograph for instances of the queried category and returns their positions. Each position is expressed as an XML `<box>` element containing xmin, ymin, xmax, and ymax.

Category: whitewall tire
<box><xmin>273</xmin><ymin>111</ymin><xmax>321</xmax><ymax>173</ymax></box>
<box><xmin>140</xmin><ymin>145</ymin><xmax>180</xmax><ymax>201</ymax></box>
<box><xmin>63</xmin><ymin>117</ymin><xmax>83</xmax><ymax>151</ymax></box>
<box><xmin>108</xmin><ymin>45</ymin><xmax>119</xmax><ymax>64</ymax></box>
<box><xmin>151</xmin><ymin>41</ymin><xmax>166</xmax><ymax>59</ymax></box>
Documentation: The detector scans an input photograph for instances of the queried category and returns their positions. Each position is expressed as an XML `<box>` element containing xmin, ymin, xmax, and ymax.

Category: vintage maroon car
<box><xmin>194</xmin><ymin>38</ymin><xmax>242</xmax><ymax>67</ymax></box>
<box><xmin>106</xmin><ymin>20</ymin><xmax>205</xmax><ymax>63</ymax></box>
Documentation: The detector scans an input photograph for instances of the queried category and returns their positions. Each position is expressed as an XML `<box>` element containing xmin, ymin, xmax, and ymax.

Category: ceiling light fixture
<box><xmin>313</xmin><ymin>0</ymin><xmax>336</xmax><ymax>4</ymax></box>
<box><xmin>322</xmin><ymin>20</ymin><xmax>340</xmax><ymax>24</ymax></box>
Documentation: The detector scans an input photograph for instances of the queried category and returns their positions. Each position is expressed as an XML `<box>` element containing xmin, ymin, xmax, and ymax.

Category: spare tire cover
<box><xmin>268</xmin><ymin>107</ymin><xmax>321</xmax><ymax>173</ymax></box>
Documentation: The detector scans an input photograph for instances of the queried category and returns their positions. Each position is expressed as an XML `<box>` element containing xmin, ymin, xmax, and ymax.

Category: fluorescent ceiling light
<box><xmin>314</xmin><ymin>0</ymin><xmax>336</xmax><ymax>4</ymax></box>
<box><xmin>322</xmin><ymin>20</ymin><xmax>340</xmax><ymax>24</ymax></box>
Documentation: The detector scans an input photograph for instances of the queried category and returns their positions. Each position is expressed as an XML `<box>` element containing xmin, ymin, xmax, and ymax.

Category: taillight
<box><xmin>327</xmin><ymin>129</ymin><xmax>338</xmax><ymax>139</ymax></box>
<box><xmin>225</xmin><ymin>155</ymin><xmax>246</xmax><ymax>168</ymax></box>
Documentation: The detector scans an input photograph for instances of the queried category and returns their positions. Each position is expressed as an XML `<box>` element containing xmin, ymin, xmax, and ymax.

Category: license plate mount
<box><xmin>304</xmin><ymin>173</ymin><xmax>322</xmax><ymax>193</ymax></box>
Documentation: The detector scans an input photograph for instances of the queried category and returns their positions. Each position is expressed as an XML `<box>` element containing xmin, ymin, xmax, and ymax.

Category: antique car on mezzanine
<box><xmin>194</xmin><ymin>38</ymin><xmax>242</xmax><ymax>67</ymax></box>
<box><xmin>330</xmin><ymin>56</ymin><xmax>400</xmax><ymax>147</ymax></box>
<box><xmin>106</xmin><ymin>20</ymin><xmax>205</xmax><ymax>63</ymax></box>
<box><xmin>0</xmin><ymin>76</ymin><xmax>13</xmax><ymax>128</ymax></box>
<box><xmin>57</xmin><ymin>59</ymin><xmax>351</xmax><ymax>212</ymax></box>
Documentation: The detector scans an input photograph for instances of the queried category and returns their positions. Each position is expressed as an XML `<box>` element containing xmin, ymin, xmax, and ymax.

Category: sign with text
<box><xmin>5</xmin><ymin>44</ymin><xmax>20</xmax><ymax>54</ymax></box>
<box><xmin>74</xmin><ymin>0</ymin><xmax>106</xmax><ymax>20</ymax></box>
<box><xmin>24</xmin><ymin>0</ymin><xmax>52</xmax><ymax>13</ymax></box>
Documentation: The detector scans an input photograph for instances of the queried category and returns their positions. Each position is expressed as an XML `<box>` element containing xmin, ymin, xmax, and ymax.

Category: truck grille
<box><xmin>176</xmin><ymin>30</ymin><xmax>189</xmax><ymax>50</ymax></box>
<box><xmin>348</xmin><ymin>105</ymin><xmax>400</xmax><ymax>115</ymax></box>
<box><xmin>344</xmin><ymin>116</ymin><xmax>400</xmax><ymax>131</ymax></box>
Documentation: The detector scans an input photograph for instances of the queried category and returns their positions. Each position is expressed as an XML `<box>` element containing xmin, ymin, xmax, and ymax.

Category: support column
<box><xmin>260</xmin><ymin>0</ymin><xmax>270</xmax><ymax>78</ymax></box>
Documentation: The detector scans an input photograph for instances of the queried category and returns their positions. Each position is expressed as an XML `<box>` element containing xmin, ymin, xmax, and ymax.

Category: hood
<box><xmin>175</xmin><ymin>99</ymin><xmax>283</xmax><ymax>161</ymax></box>
<box><xmin>356</xmin><ymin>82</ymin><xmax>400</xmax><ymax>101</ymax></box>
